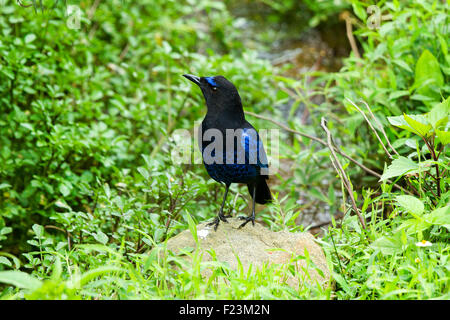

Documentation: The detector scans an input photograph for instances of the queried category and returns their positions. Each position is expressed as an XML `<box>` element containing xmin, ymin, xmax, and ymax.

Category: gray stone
<box><xmin>161</xmin><ymin>218</ymin><xmax>330</xmax><ymax>289</ymax></box>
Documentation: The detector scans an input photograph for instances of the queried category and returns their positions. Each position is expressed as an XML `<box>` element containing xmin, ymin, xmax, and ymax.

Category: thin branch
<box><xmin>346</xmin><ymin>98</ymin><xmax>392</xmax><ymax>158</ymax></box>
<box><xmin>321</xmin><ymin>118</ymin><xmax>366</xmax><ymax>229</ymax></box>
<box><xmin>88</xmin><ymin>0</ymin><xmax>101</xmax><ymax>20</ymax></box>
<box><xmin>341</xmin><ymin>11</ymin><xmax>361</xmax><ymax>61</ymax></box>
<box><xmin>17</xmin><ymin>0</ymin><xmax>32</xmax><ymax>8</ymax></box>
<box><xmin>360</xmin><ymin>100</ymin><xmax>400</xmax><ymax>157</ymax></box>
<box><xmin>425</xmin><ymin>171</ymin><xmax>438</xmax><ymax>182</ymax></box>
<box><xmin>244</xmin><ymin>111</ymin><xmax>411</xmax><ymax>194</ymax></box>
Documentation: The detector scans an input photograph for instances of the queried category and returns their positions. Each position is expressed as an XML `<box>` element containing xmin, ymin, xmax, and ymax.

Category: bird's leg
<box><xmin>208</xmin><ymin>183</ymin><xmax>231</xmax><ymax>231</ymax></box>
<box><xmin>239</xmin><ymin>183</ymin><xmax>256</xmax><ymax>228</ymax></box>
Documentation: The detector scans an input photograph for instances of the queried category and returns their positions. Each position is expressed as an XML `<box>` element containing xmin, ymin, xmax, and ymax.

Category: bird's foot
<box><xmin>238</xmin><ymin>215</ymin><xmax>255</xmax><ymax>229</ymax></box>
<box><xmin>207</xmin><ymin>213</ymin><xmax>232</xmax><ymax>231</ymax></box>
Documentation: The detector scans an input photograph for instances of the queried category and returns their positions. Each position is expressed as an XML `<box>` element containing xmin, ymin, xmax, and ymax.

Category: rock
<box><xmin>161</xmin><ymin>218</ymin><xmax>330</xmax><ymax>289</ymax></box>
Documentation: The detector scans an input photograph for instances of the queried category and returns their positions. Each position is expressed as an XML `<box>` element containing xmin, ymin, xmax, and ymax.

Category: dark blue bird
<box><xmin>183</xmin><ymin>74</ymin><xmax>271</xmax><ymax>230</ymax></box>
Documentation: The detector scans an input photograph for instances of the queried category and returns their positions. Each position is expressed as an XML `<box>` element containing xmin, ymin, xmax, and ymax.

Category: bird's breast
<box><xmin>204</xmin><ymin>162</ymin><xmax>258</xmax><ymax>184</ymax></box>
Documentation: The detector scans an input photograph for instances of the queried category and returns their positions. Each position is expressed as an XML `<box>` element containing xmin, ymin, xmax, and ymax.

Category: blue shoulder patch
<box><xmin>205</xmin><ymin>77</ymin><xmax>217</xmax><ymax>87</ymax></box>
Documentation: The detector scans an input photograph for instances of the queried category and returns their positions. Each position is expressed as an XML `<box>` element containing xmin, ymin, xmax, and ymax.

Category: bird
<box><xmin>183</xmin><ymin>74</ymin><xmax>271</xmax><ymax>230</ymax></box>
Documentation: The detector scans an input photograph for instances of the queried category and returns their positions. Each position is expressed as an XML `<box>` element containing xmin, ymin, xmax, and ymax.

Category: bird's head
<box><xmin>183</xmin><ymin>74</ymin><xmax>243</xmax><ymax>114</ymax></box>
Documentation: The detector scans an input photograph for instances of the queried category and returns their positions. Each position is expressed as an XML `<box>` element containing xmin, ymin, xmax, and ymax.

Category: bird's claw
<box><xmin>238</xmin><ymin>215</ymin><xmax>255</xmax><ymax>229</ymax></box>
<box><xmin>207</xmin><ymin>212</ymin><xmax>231</xmax><ymax>231</ymax></box>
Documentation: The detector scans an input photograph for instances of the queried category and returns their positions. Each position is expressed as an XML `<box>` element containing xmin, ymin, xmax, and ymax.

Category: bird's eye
<box><xmin>212</xmin><ymin>86</ymin><xmax>217</xmax><ymax>91</ymax></box>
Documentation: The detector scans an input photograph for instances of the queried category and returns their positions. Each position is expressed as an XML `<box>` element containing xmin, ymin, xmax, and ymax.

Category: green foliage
<box><xmin>0</xmin><ymin>0</ymin><xmax>276</xmax><ymax>251</ymax></box>
<box><xmin>276</xmin><ymin>0</ymin><xmax>450</xmax><ymax>300</ymax></box>
<box><xmin>300</xmin><ymin>0</ymin><xmax>450</xmax><ymax>186</ymax></box>
<box><xmin>0</xmin><ymin>0</ymin><xmax>448</xmax><ymax>300</ymax></box>
<box><xmin>382</xmin><ymin>98</ymin><xmax>449</xmax><ymax>205</ymax></box>
<box><xmin>340</xmin><ymin>0</ymin><xmax>448</xmax><ymax>111</ymax></box>
<box><xmin>322</xmin><ymin>210</ymin><xmax>449</xmax><ymax>299</ymax></box>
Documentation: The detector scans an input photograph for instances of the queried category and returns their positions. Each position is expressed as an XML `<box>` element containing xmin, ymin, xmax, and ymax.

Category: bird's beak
<box><xmin>183</xmin><ymin>74</ymin><xmax>201</xmax><ymax>86</ymax></box>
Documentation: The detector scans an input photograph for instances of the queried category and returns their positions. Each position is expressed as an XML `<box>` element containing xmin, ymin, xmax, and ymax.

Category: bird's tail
<box><xmin>248</xmin><ymin>177</ymin><xmax>272</xmax><ymax>205</ymax></box>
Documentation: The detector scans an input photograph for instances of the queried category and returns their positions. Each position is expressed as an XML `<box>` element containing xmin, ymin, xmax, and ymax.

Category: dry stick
<box><xmin>87</xmin><ymin>0</ymin><xmax>102</xmax><ymax>39</ymax></box>
<box><xmin>16</xmin><ymin>0</ymin><xmax>32</xmax><ymax>8</ymax></box>
<box><xmin>321</xmin><ymin>118</ymin><xmax>366</xmax><ymax>229</ymax></box>
<box><xmin>88</xmin><ymin>0</ymin><xmax>101</xmax><ymax>20</ymax></box>
<box><xmin>346</xmin><ymin>98</ymin><xmax>393</xmax><ymax>159</ymax></box>
<box><xmin>360</xmin><ymin>100</ymin><xmax>400</xmax><ymax>157</ymax></box>
<box><xmin>341</xmin><ymin>11</ymin><xmax>361</xmax><ymax>62</ymax></box>
<box><xmin>350</xmin><ymin>98</ymin><xmax>419</xmax><ymax>196</ymax></box>
<box><xmin>244</xmin><ymin>111</ymin><xmax>410</xmax><ymax>194</ymax></box>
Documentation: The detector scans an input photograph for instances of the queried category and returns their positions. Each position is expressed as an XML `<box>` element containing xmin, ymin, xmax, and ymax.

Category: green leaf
<box><xmin>0</xmin><ymin>271</ymin><xmax>42</xmax><ymax>290</ymax></box>
<box><xmin>393</xmin><ymin>59</ymin><xmax>412</xmax><ymax>73</ymax></box>
<box><xmin>93</xmin><ymin>231</ymin><xmax>108</xmax><ymax>245</ymax></box>
<box><xmin>436</xmin><ymin>130</ymin><xmax>450</xmax><ymax>145</ymax></box>
<box><xmin>54</xmin><ymin>200</ymin><xmax>71</xmax><ymax>210</ymax></box>
<box><xmin>388</xmin><ymin>113</ymin><xmax>433</xmax><ymax>137</ymax></box>
<box><xmin>388</xmin><ymin>115</ymin><xmax>412</xmax><ymax>130</ymax></box>
<box><xmin>137</xmin><ymin>167</ymin><xmax>150</xmax><ymax>180</ymax></box>
<box><xmin>185</xmin><ymin>212</ymin><xmax>198</xmax><ymax>245</ymax></box>
<box><xmin>1</xmin><ymin>69</ymin><xmax>15</xmax><ymax>80</ymax></box>
<box><xmin>396</xmin><ymin>195</ymin><xmax>424</xmax><ymax>216</ymax></box>
<box><xmin>427</xmin><ymin>98</ymin><xmax>449</xmax><ymax>130</ymax></box>
<box><xmin>1</xmin><ymin>227</ymin><xmax>12</xmax><ymax>236</ymax></box>
<box><xmin>371</xmin><ymin>234</ymin><xmax>403</xmax><ymax>255</ymax></box>
<box><xmin>59</xmin><ymin>183</ymin><xmax>71</xmax><ymax>197</ymax></box>
<box><xmin>308</xmin><ymin>187</ymin><xmax>329</xmax><ymax>203</ymax></box>
<box><xmin>380</xmin><ymin>156</ymin><xmax>419</xmax><ymax>181</ymax></box>
<box><xmin>20</xmin><ymin>123</ymin><xmax>34</xmax><ymax>131</ymax></box>
<box><xmin>331</xmin><ymin>271</ymin><xmax>351</xmax><ymax>294</ymax></box>
<box><xmin>352</xmin><ymin>3</ymin><xmax>367</xmax><ymax>21</ymax></box>
<box><xmin>0</xmin><ymin>183</ymin><xmax>11</xmax><ymax>190</ymax></box>
<box><xmin>438</xmin><ymin>34</ymin><xmax>448</xmax><ymax>57</ymax></box>
<box><xmin>25</xmin><ymin>34</ymin><xmax>36</xmax><ymax>44</ymax></box>
<box><xmin>414</xmin><ymin>49</ymin><xmax>444</xmax><ymax>100</ymax></box>
<box><xmin>423</xmin><ymin>206</ymin><xmax>450</xmax><ymax>230</ymax></box>
<box><xmin>389</xmin><ymin>90</ymin><xmax>409</xmax><ymax>100</ymax></box>
<box><xmin>103</xmin><ymin>183</ymin><xmax>111</xmax><ymax>199</ymax></box>
<box><xmin>403</xmin><ymin>114</ymin><xmax>432</xmax><ymax>137</ymax></box>
<box><xmin>32</xmin><ymin>224</ymin><xmax>44</xmax><ymax>238</ymax></box>
<box><xmin>0</xmin><ymin>257</ymin><xmax>11</xmax><ymax>267</ymax></box>
<box><xmin>79</xmin><ymin>266</ymin><xmax>125</xmax><ymax>286</ymax></box>
<box><xmin>410</xmin><ymin>94</ymin><xmax>435</xmax><ymax>102</ymax></box>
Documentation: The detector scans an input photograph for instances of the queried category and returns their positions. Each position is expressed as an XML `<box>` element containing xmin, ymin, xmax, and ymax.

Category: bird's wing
<box><xmin>240</xmin><ymin>127</ymin><xmax>269</xmax><ymax>174</ymax></box>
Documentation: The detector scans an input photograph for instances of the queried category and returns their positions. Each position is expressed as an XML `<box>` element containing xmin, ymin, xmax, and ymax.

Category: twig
<box><xmin>340</xmin><ymin>11</ymin><xmax>361</xmax><ymax>62</ymax></box>
<box><xmin>119</xmin><ymin>43</ymin><xmax>130</xmax><ymax>61</ymax></box>
<box><xmin>321</xmin><ymin>117</ymin><xmax>366</xmax><ymax>229</ymax></box>
<box><xmin>360</xmin><ymin>100</ymin><xmax>400</xmax><ymax>157</ymax></box>
<box><xmin>17</xmin><ymin>0</ymin><xmax>32</xmax><ymax>8</ymax></box>
<box><xmin>244</xmin><ymin>111</ymin><xmax>410</xmax><ymax>194</ymax></box>
<box><xmin>346</xmin><ymin>98</ymin><xmax>393</xmax><ymax>158</ymax></box>
<box><xmin>88</xmin><ymin>0</ymin><xmax>101</xmax><ymax>20</ymax></box>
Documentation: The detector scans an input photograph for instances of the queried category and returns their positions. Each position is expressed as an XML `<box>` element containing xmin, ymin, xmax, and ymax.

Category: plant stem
<box><xmin>321</xmin><ymin>117</ymin><xmax>366</xmax><ymax>229</ymax></box>
<box><xmin>245</xmin><ymin>111</ymin><xmax>411</xmax><ymax>194</ymax></box>
<box><xmin>419</xmin><ymin>136</ymin><xmax>441</xmax><ymax>198</ymax></box>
